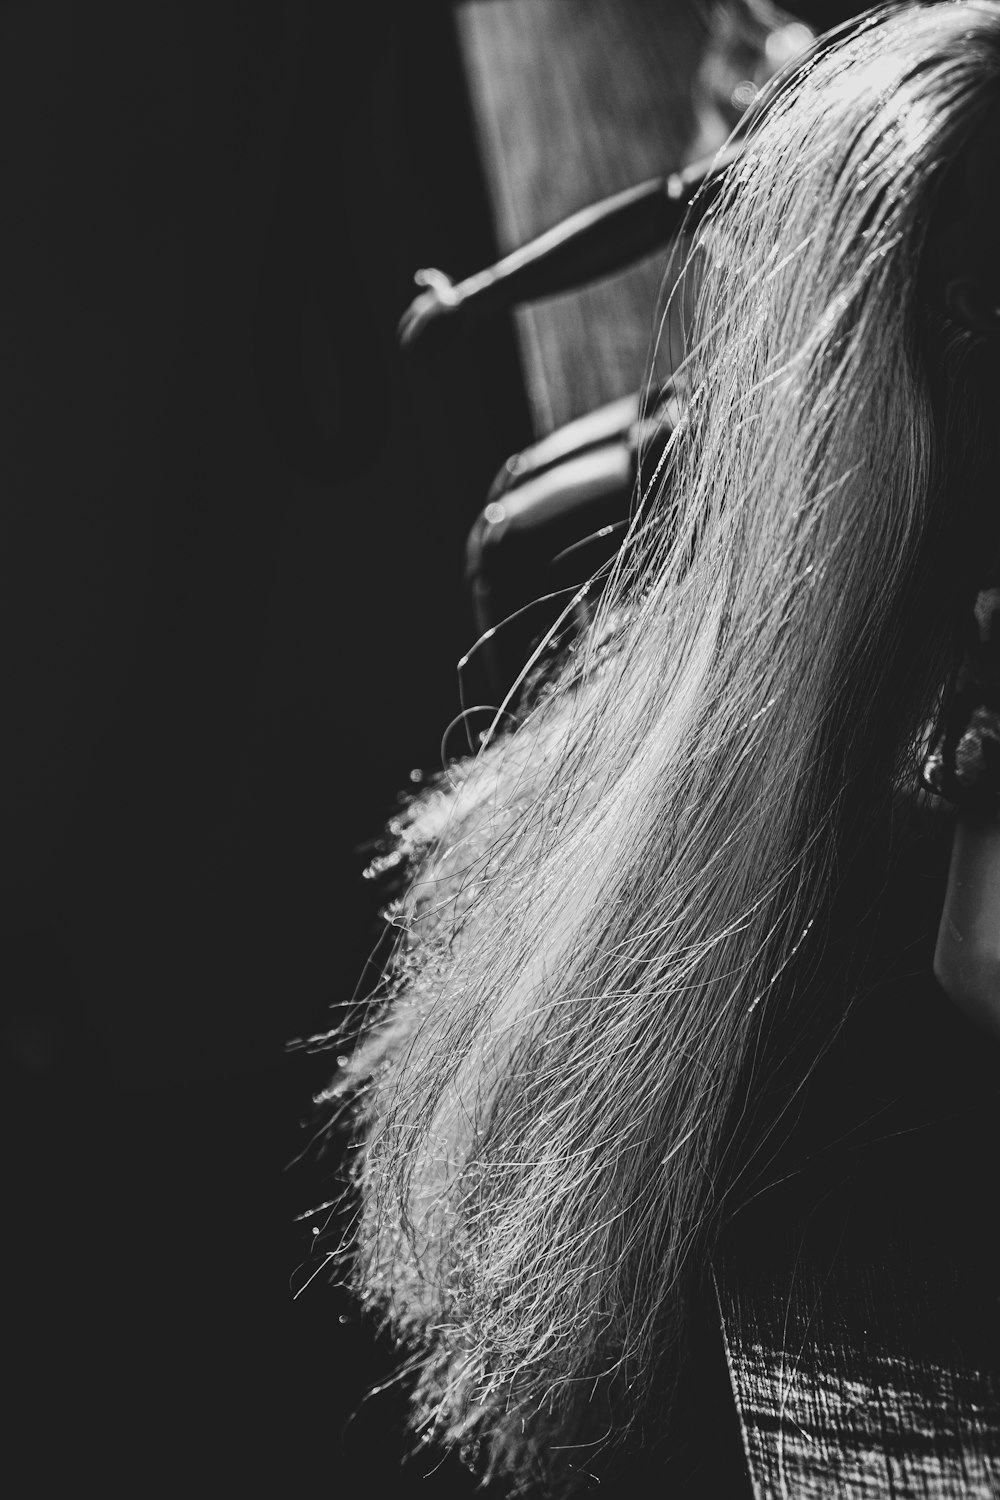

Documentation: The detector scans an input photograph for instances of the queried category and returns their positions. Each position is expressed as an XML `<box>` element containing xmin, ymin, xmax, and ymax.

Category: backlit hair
<box><xmin>334</xmin><ymin>5</ymin><xmax>1000</xmax><ymax>1491</ymax></box>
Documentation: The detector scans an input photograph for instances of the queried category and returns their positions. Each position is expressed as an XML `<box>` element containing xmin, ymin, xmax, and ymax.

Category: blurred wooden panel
<box><xmin>455</xmin><ymin>0</ymin><xmax>708</xmax><ymax>434</ymax></box>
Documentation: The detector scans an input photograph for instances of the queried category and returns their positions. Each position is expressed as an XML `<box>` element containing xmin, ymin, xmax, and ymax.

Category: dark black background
<box><xmin>2</xmin><ymin>2</ymin><xmax>531</xmax><ymax>1491</ymax></box>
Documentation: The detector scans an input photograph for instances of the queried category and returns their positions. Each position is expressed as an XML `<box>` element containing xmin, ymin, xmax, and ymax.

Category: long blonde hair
<box><xmin>336</xmin><ymin>5</ymin><xmax>1000</xmax><ymax>1490</ymax></box>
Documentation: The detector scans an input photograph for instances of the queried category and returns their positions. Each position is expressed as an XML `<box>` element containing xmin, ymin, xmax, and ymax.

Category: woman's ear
<box><xmin>925</xmin><ymin>101</ymin><xmax>1000</xmax><ymax>334</ymax></box>
<box><xmin>945</xmin><ymin>276</ymin><xmax>1000</xmax><ymax>335</ymax></box>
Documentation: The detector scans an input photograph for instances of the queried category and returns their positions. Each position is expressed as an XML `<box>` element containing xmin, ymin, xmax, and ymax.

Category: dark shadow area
<box><xmin>2</xmin><ymin>2</ymin><xmax>531</xmax><ymax>1492</ymax></box>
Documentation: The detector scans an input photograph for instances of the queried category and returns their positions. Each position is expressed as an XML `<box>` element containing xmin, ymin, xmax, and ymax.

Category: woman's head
<box><xmin>343</xmin><ymin>6</ymin><xmax>1000</xmax><ymax>1493</ymax></box>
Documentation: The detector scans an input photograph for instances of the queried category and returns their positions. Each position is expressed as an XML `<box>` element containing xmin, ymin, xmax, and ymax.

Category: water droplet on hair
<box><xmin>730</xmin><ymin>79</ymin><xmax>757</xmax><ymax>112</ymax></box>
